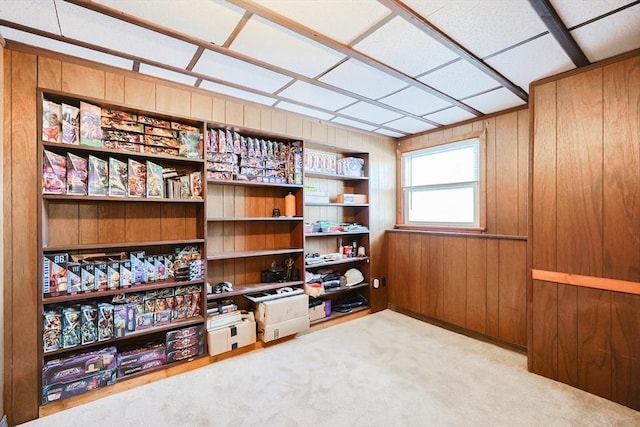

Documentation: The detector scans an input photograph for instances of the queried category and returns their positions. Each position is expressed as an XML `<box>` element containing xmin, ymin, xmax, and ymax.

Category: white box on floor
<box><xmin>207</xmin><ymin>319</ymin><xmax>256</xmax><ymax>356</ymax></box>
<box><xmin>309</xmin><ymin>302</ymin><xmax>326</xmax><ymax>322</ymax></box>
<box><xmin>257</xmin><ymin>315</ymin><xmax>309</xmax><ymax>343</ymax></box>
<box><xmin>254</xmin><ymin>293</ymin><xmax>309</xmax><ymax>325</ymax></box>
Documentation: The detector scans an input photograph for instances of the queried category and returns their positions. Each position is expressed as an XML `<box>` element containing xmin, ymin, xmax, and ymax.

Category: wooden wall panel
<box><xmin>97</xmin><ymin>203</ymin><xmax>126</xmax><ymax>244</ymax></box>
<box><xmin>557</xmin><ymin>284</ymin><xmax>578</xmax><ymax>387</ymax></box>
<box><xmin>156</xmin><ymin>85</ymin><xmax>190</xmax><ymax>117</ymax></box>
<box><xmin>104</xmin><ymin>73</ymin><xmax>124</xmax><ymax>104</ymax></box>
<box><xmin>191</xmin><ymin>92</ymin><xmax>213</xmax><ymax>121</ymax></box>
<box><xmin>442</xmin><ymin>236</ymin><xmax>466</xmax><ymax>327</ymax></box>
<box><xmin>556</xmin><ymin>69</ymin><xmax>603</xmax><ymax>277</ymax></box>
<box><xmin>124</xmin><ymin>76</ymin><xmax>155</xmax><ymax>110</ymax></box>
<box><xmin>602</xmin><ymin>57</ymin><xmax>640</xmax><ymax>282</ymax></box>
<box><xmin>498</xmin><ymin>240</ymin><xmax>526</xmax><ymax>346</ymax></box>
<box><xmin>484</xmin><ymin>118</ymin><xmax>497</xmax><ymax>233</ymax></box>
<box><xmin>611</xmin><ymin>292</ymin><xmax>640</xmax><ymax>410</ymax></box>
<box><xmin>78</xmin><ymin>203</ymin><xmax>98</xmax><ymax>245</ymax></box>
<box><xmin>494</xmin><ymin>112</ymin><xmax>519</xmax><ymax>235</ymax></box>
<box><xmin>8</xmin><ymin>50</ymin><xmax>39</xmax><ymax>425</ymax></box>
<box><xmin>485</xmin><ymin>239</ymin><xmax>500</xmax><ymax>338</ymax></box>
<box><xmin>61</xmin><ymin>62</ymin><xmax>104</xmax><ymax>99</ymax></box>
<box><xmin>37</xmin><ymin>57</ymin><xmax>61</xmax><ymax>91</ymax></box>
<box><xmin>532</xmin><ymin>82</ymin><xmax>557</xmax><ymax>271</ymax></box>
<box><xmin>466</xmin><ymin>238</ymin><xmax>486</xmax><ymax>334</ymax></box>
<box><xmin>531</xmin><ymin>280</ymin><xmax>558</xmax><ymax>379</ymax></box>
<box><xmin>404</xmin><ymin>233</ymin><xmax>422</xmax><ymax>313</ymax></box>
<box><xmin>244</xmin><ymin>105</ymin><xmax>261</xmax><ymax>130</ymax></box>
<box><xmin>517</xmin><ymin>109</ymin><xmax>529</xmax><ymax>236</ymax></box>
<box><xmin>577</xmin><ymin>288</ymin><xmax>611</xmax><ymax>399</ymax></box>
<box><xmin>426</xmin><ymin>235</ymin><xmax>444</xmax><ymax>319</ymax></box>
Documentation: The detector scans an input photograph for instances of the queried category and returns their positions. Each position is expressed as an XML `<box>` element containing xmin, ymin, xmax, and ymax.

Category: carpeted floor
<box><xmin>21</xmin><ymin>310</ymin><xmax>640</xmax><ymax>427</ymax></box>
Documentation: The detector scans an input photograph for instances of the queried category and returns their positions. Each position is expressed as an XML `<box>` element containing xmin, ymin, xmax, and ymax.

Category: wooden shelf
<box><xmin>207</xmin><ymin>248</ymin><xmax>304</xmax><ymax>261</ymax></box>
<box><xmin>43</xmin><ymin>194</ymin><xmax>204</xmax><ymax>203</ymax></box>
<box><xmin>42</xmin><ymin>316</ymin><xmax>205</xmax><ymax>357</ymax></box>
<box><xmin>322</xmin><ymin>282</ymin><xmax>370</xmax><ymax>296</ymax></box>
<box><xmin>207</xmin><ymin>281</ymin><xmax>304</xmax><ymax>300</ymax></box>
<box><xmin>304</xmin><ymin>171</ymin><xmax>368</xmax><ymax>181</ymax></box>
<box><xmin>207</xmin><ymin>179</ymin><xmax>303</xmax><ymax>189</ymax></box>
<box><xmin>43</xmin><ymin>239</ymin><xmax>205</xmax><ymax>252</ymax></box>
<box><xmin>305</xmin><ymin>202</ymin><xmax>369</xmax><ymax>207</ymax></box>
<box><xmin>42</xmin><ymin>141</ymin><xmax>205</xmax><ymax>164</ymax></box>
<box><xmin>43</xmin><ymin>279</ymin><xmax>204</xmax><ymax>304</ymax></box>
<box><xmin>207</xmin><ymin>216</ymin><xmax>303</xmax><ymax>222</ymax></box>
<box><xmin>306</xmin><ymin>230</ymin><xmax>369</xmax><ymax>237</ymax></box>
<box><xmin>310</xmin><ymin>305</ymin><xmax>369</xmax><ymax>326</ymax></box>
<box><xmin>305</xmin><ymin>257</ymin><xmax>369</xmax><ymax>269</ymax></box>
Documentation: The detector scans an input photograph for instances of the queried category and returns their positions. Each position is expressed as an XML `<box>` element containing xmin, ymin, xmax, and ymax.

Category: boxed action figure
<box><xmin>120</xmin><ymin>259</ymin><xmax>132</xmax><ymax>288</ymax></box>
<box><xmin>42</xmin><ymin>369</ymin><xmax>116</xmax><ymax>404</ymax></box>
<box><xmin>42</xmin><ymin>99</ymin><xmax>61</xmax><ymax>143</ymax></box>
<box><xmin>43</xmin><ymin>150</ymin><xmax>67</xmax><ymax>195</ymax></box>
<box><xmin>67</xmin><ymin>262</ymin><xmax>82</xmax><ymax>294</ymax></box>
<box><xmin>80</xmin><ymin>262</ymin><xmax>95</xmax><ymax>293</ymax></box>
<box><xmin>66</xmin><ymin>152</ymin><xmax>88</xmax><ymax>196</ymax></box>
<box><xmin>88</xmin><ymin>155</ymin><xmax>108</xmax><ymax>196</ymax></box>
<box><xmin>61</xmin><ymin>103</ymin><xmax>80</xmax><ymax>145</ymax></box>
<box><xmin>62</xmin><ymin>306</ymin><xmax>81</xmax><ymax>349</ymax></box>
<box><xmin>80</xmin><ymin>304</ymin><xmax>98</xmax><ymax>345</ymax></box>
<box><xmin>94</xmin><ymin>261</ymin><xmax>108</xmax><ymax>291</ymax></box>
<box><xmin>108</xmin><ymin>157</ymin><xmax>128</xmax><ymax>197</ymax></box>
<box><xmin>43</xmin><ymin>252</ymin><xmax>68</xmax><ymax>296</ymax></box>
<box><xmin>43</xmin><ymin>309</ymin><xmax>62</xmax><ymax>353</ymax></box>
<box><xmin>107</xmin><ymin>260</ymin><xmax>120</xmax><ymax>290</ymax></box>
<box><xmin>79</xmin><ymin>101</ymin><xmax>103</xmax><ymax>147</ymax></box>
<box><xmin>97</xmin><ymin>303</ymin><xmax>114</xmax><ymax>341</ymax></box>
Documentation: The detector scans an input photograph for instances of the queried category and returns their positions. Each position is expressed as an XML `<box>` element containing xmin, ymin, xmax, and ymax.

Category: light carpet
<box><xmin>21</xmin><ymin>310</ymin><xmax>640</xmax><ymax>427</ymax></box>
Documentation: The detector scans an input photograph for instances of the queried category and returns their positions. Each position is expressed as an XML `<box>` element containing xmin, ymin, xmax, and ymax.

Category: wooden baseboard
<box><xmin>388</xmin><ymin>305</ymin><xmax>527</xmax><ymax>354</ymax></box>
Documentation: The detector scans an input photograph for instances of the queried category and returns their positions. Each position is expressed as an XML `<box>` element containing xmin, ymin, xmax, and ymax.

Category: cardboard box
<box><xmin>207</xmin><ymin>319</ymin><xmax>257</xmax><ymax>356</ymax></box>
<box><xmin>309</xmin><ymin>302</ymin><xmax>327</xmax><ymax>322</ymax></box>
<box><xmin>257</xmin><ymin>315</ymin><xmax>309</xmax><ymax>343</ymax></box>
<box><xmin>42</xmin><ymin>346</ymin><xmax>117</xmax><ymax>386</ymax></box>
<box><xmin>42</xmin><ymin>369</ymin><xmax>116</xmax><ymax>404</ymax></box>
<box><xmin>336</xmin><ymin>193</ymin><xmax>367</xmax><ymax>204</ymax></box>
<box><xmin>254</xmin><ymin>293</ymin><xmax>309</xmax><ymax>325</ymax></box>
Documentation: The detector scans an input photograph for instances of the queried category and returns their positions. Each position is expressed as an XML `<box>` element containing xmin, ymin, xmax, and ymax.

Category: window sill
<box><xmin>395</xmin><ymin>224</ymin><xmax>486</xmax><ymax>234</ymax></box>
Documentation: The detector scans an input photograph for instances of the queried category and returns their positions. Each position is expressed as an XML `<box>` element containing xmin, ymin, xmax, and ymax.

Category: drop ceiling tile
<box><xmin>55</xmin><ymin>1</ymin><xmax>198</xmax><ymax>68</ymax></box>
<box><xmin>193</xmin><ymin>50</ymin><xmax>293</xmax><ymax>93</ymax></box>
<box><xmin>1</xmin><ymin>0</ymin><xmax>59</xmax><ymax>33</ymax></box>
<box><xmin>404</xmin><ymin>0</ymin><xmax>547</xmax><ymax>58</ymax></box>
<box><xmin>318</xmin><ymin>59</ymin><xmax>407</xmax><ymax>99</ymax></box>
<box><xmin>230</xmin><ymin>15</ymin><xmax>344</xmax><ymax>78</ymax></box>
<box><xmin>275</xmin><ymin>102</ymin><xmax>335</xmax><ymax>121</ymax></box>
<box><xmin>331</xmin><ymin>117</ymin><xmax>378</xmax><ymax>132</ymax></box>
<box><xmin>570</xmin><ymin>6</ymin><xmax>640</xmax><ymax>62</ymax></box>
<box><xmin>549</xmin><ymin>0</ymin><xmax>636</xmax><ymax>27</ymax></box>
<box><xmin>418</xmin><ymin>60</ymin><xmax>501</xmax><ymax>99</ymax></box>
<box><xmin>485</xmin><ymin>33</ymin><xmax>575</xmax><ymax>90</ymax></box>
<box><xmin>384</xmin><ymin>116</ymin><xmax>437</xmax><ymax>134</ymax></box>
<box><xmin>138</xmin><ymin>64</ymin><xmax>197</xmax><ymax>86</ymax></box>
<box><xmin>278</xmin><ymin>81</ymin><xmax>356</xmax><ymax>111</ymax></box>
<box><xmin>338</xmin><ymin>101</ymin><xmax>403</xmax><ymax>124</ymax></box>
<box><xmin>0</xmin><ymin>26</ymin><xmax>133</xmax><ymax>69</ymax></box>
<box><xmin>354</xmin><ymin>16</ymin><xmax>459</xmax><ymax>77</ymax></box>
<box><xmin>200</xmin><ymin>80</ymin><xmax>277</xmax><ymax>106</ymax></box>
<box><xmin>463</xmin><ymin>88</ymin><xmax>526</xmax><ymax>114</ymax></box>
<box><xmin>424</xmin><ymin>106</ymin><xmax>478</xmax><ymax>125</ymax></box>
<box><xmin>374</xmin><ymin>128</ymin><xmax>406</xmax><ymax>138</ymax></box>
<box><xmin>379</xmin><ymin>86</ymin><xmax>452</xmax><ymax>116</ymax></box>
<box><xmin>255</xmin><ymin>0</ymin><xmax>391</xmax><ymax>44</ymax></box>
<box><xmin>95</xmin><ymin>0</ymin><xmax>245</xmax><ymax>45</ymax></box>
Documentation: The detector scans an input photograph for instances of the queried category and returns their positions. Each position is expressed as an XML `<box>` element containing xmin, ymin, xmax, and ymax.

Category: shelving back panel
<box><xmin>207</xmin><ymin>184</ymin><xmax>303</xmax><ymax>219</ymax></box>
<box><xmin>44</xmin><ymin>200</ymin><xmax>203</xmax><ymax>247</ymax></box>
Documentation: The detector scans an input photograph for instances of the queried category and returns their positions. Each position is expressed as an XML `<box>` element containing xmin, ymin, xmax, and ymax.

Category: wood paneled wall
<box><xmin>0</xmin><ymin>40</ymin><xmax>5</xmax><ymax>422</ymax></box>
<box><xmin>530</xmin><ymin>51</ymin><xmax>640</xmax><ymax>410</ymax></box>
<box><xmin>387</xmin><ymin>231</ymin><xmax>527</xmax><ymax>348</ymax></box>
<box><xmin>387</xmin><ymin>108</ymin><xmax>529</xmax><ymax>349</ymax></box>
<box><xmin>2</xmin><ymin>46</ymin><xmax>396</xmax><ymax>425</ymax></box>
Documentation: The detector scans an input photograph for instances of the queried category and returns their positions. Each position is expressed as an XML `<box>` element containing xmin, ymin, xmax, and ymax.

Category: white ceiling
<box><xmin>1</xmin><ymin>0</ymin><xmax>639</xmax><ymax>138</ymax></box>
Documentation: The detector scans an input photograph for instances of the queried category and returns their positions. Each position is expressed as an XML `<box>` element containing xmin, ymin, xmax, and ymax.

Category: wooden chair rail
<box><xmin>532</xmin><ymin>269</ymin><xmax>640</xmax><ymax>295</ymax></box>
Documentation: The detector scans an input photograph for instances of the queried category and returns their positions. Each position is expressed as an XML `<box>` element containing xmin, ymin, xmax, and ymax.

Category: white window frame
<box><xmin>398</xmin><ymin>131</ymin><xmax>486</xmax><ymax>232</ymax></box>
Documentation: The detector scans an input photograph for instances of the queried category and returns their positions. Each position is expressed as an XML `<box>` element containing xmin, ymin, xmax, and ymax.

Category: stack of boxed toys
<box><xmin>252</xmin><ymin>291</ymin><xmax>310</xmax><ymax>343</ymax></box>
<box><xmin>42</xmin><ymin>149</ymin><xmax>203</xmax><ymax>200</ymax></box>
<box><xmin>41</xmin><ymin>346</ymin><xmax>117</xmax><ymax>404</ymax></box>
<box><xmin>205</xmin><ymin>128</ymin><xmax>302</xmax><ymax>185</ymax></box>
<box><xmin>206</xmin><ymin>299</ymin><xmax>256</xmax><ymax>356</ymax></box>
<box><xmin>42</xmin><ymin>98</ymin><xmax>203</xmax><ymax>159</ymax></box>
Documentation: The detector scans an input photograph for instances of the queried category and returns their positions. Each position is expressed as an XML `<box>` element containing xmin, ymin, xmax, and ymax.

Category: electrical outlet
<box><xmin>373</xmin><ymin>278</ymin><xmax>380</xmax><ymax>289</ymax></box>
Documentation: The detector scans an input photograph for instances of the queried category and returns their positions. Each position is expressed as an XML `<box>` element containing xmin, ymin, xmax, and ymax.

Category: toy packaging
<box><xmin>42</xmin><ymin>99</ymin><xmax>62</xmax><ymax>143</ymax></box>
<box><xmin>43</xmin><ymin>252</ymin><xmax>68</xmax><ymax>296</ymax></box>
<box><xmin>101</xmin><ymin>116</ymin><xmax>144</xmax><ymax>133</ymax></box>
<box><xmin>171</xmin><ymin>121</ymin><xmax>199</xmax><ymax>132</ymax></box>
<box><xmin>67</xmin><ymin>262</ymin><xmax>82</xmax><ymax>294</ymax></box>
<box><xmin>125</xmin><ymin>303</ymin><xmax>137</xmax><ymax>333</ymax></box>
<box><xmin>117</xmin><ymin>359</ymin><xmax>164</xmax><ymax>378</ymax></box>
<box><xmin>107</xmin><ymin>260</ymin><xmax>120</xmax><ymax>290</ymax></box>
<box><xmin>102</xmin><ymin>108</ymin><xmax>137</xmax><ymax>122</ymax></box>
<box><xmin>166</xmin><ymin>335</ymin><xmax>203</xmax><ymax>353</ymax></box>
<box><xmin>80</xmin><ymin>304</ymin><xmax>98</xmax><ymax>345</ymax></box>
<box><xmin>138</xmin><ymin>115</ymin><xmax>169</xmax><ymax>129</ymax></box>
<box><xmin>43</xmin><ymin>150</ymin><xmax>67</xmax><ymax>195</ymax></box>
<box><xmin>146</xmin><ymin>161</ymin><xmax>164</xmax><ymax>198</ymax></box>
<box><xmin>108</xmin><ymin>157</ymin><xmax>128</xmax><ymax>197</ymax></box>
<box><xmin>120</xmin><ymin>259</ymin><xmax>132</xmax><ymax>288</ymax></box>
<box><xmin>166</xmin><ymin>344</ymin><xmax>203</xmax><ymax>363</ymax></box>
<box><xmin>113</xmin><ymin>304</ymin><xmax>127</xmax><ymax>338</ymax></box>
<box><xmin>61</xmin><ymin>103</ymin><xmax>80</xmax><ymax>145</ymax></box>
<box><xmin>80</xmin><ymin>262</ymin><xmax>95</xmax><ymax>293</ymax></box>
<box><xmin>66</xmin><ymin>152</ymin><xmax>88</xmax><ymax>195</ymax></box>
<box><xmin>166</xmin><ymin>324</ymin><xmax>203</xmax><ymax>342</ymax></box>
<box><xmin>42</xmin><ymin>369</ymin><xmax>116</xmax><ymax>405</ymax></box>
<box><xmin>130</xmin><ymin>251</ymin><xmax>146</xmax><ymax>284</ymax></box>
<box><xmin>189</xmin><ymin>171</ymin><xmax>202</xmax><ymax>199</ymax></box>
<box><xmin>145</xmin><ymin>126</ymin><xmax>176</xmax><ymax>138</ymax></box>
<box><xmin>102</xmin><ymin>129</ymin><xmax>144</xmax><ymax>144</ymax></box>
<box><xmin>42</xmin><ymin>346</ymin><xmax>117</xmax><ymax>386</ymax></box>
<box><xmin>97</xmin><ymin>303</ymin><xmax>114</xmax><ymax>341</ymax></box>
<box><xmin>62</xmin><ymin>306</ymin><xmax>81</xmax><ymax>349</ymax></box>
<box><xmin>43</xmin><ymin>309</ymin><xmax>62</xmax><ymax>353</ymax></box>
<box><xmin>87</xmin><ymin>155</ymin><xmax>108</xmax><ymax>196</ymax></box>
<box><xmin>127</xmin><ymin>159</ymin><xmax>146</xmax><ymax>198</ymax></box>
<box><xmin>79</xmin><ymin>101</ymin><xmax>103</xmax><ymax>147</ymax></box>
<box><xmin>178</xmin><ymin>131</ymin><xmax>203</xmax><ymax>159</ymax></box>
<box><xmin>94</xmin><ymin>261</ymin><xmax>108</xmax><ymax>291</ymax></box>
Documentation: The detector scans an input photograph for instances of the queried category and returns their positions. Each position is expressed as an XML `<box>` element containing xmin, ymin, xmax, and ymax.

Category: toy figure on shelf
<box><xmin>285</xmin><ymin>257</ymin><xmax>294</xmax><ymax>281</ymax></box>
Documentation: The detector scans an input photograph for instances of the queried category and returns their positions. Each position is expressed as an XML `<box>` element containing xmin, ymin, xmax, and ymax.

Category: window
<box><xmin>402</xmin><ymin>136</ymin><xmax>484</xmax><ymax>229</ymax></box>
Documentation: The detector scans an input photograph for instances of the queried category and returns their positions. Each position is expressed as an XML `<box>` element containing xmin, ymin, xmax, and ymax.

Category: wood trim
<box><xmin>532</xmin><ymin>269</ymin><xmax>640</xmax><ymax>296</ymax></box>
<box><xmin>387</xmin><ymin>228</ymin><xmax>527</xmax><ymax>241</ymax></box>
